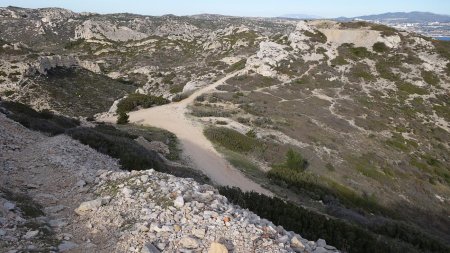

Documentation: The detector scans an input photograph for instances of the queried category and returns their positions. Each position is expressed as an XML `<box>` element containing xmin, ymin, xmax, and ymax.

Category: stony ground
<box><xmin>0</xmin><ymin>113</ymin><xmax>338</xmax><ymax>252</ymax></box>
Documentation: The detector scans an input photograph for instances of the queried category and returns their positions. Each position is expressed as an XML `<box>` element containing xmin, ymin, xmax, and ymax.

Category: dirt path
<box><xmin>103</xmin><ymin>70</ymin><xmax>272</xmax><ymax>195</ymax></box>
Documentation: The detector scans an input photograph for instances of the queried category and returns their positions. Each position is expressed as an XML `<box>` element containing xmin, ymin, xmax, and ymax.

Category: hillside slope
<box><xmin>0</xmin><ymin>111</ymin><xmax>337</xmax><ymax>252</ymax></box>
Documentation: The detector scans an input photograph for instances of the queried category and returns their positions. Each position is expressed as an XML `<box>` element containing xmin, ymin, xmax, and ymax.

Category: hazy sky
<box><xmin>0</xmin><ymin>0</ymin><xmax>449</xmax><ymax>18</ymax></box>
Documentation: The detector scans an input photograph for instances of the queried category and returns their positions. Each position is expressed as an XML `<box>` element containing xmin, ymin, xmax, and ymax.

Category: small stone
<box><xmin>141</xmin><ymin>175</ymin><xmax>149</xmax><ymax>183</ymax></box>
<box><xmin>179</xmin><ymin>236</ymin><xmax>199</xmax><ymax>249</ymax></box>
<box><xmin>49</xmin><ymin>219</ymin><xmax>68</xmax><ymax>228</ymax></box>
<box><xmin>174</xmin><ymin>196</ymin><xmax>184</xmax><ymax>208</ymax></box>
<box><xmin>316</xmin><ymin>239</ymin><xmax>326</xmax><ymax>247</ymax></box>
<box><xmin>313</xmin><ymin>246</ymin><xmax>328</xmax><ymax>253</ymax></box>
<box><xmin>3</xmin><ymin>201</ymin><xmax>15</xmax><ymax>211</ymax></box>
<box><xmin>75</xmin><ymin>198</ymin><xmax>106</xmax><ymax>215</ymax></box>
<box><xmin>277</xmin><ymin>235</ymin><xmax>289</xmax><ymax>244</ymax></box>
<box><xmin>208</xmin><ymin>242</ymin><xmax>228</xmax><ymax>253</ymax></box>
<box><xmin>141</xmin><ymin>243</ymin><xmax>160</xmax><ymax>253</ymax></box>
<box><xmin>76</xmin><ymin>180</ymin><xmax>86</xmax><ymax>187</ymax></box>
<box><xmin>291</xmin><ymin>236</ymin><xmax>305</xmax><ymax>250</ymax></box>
<box><xmin>24</xmin><ymin>230</ymin><xmax>39</xmax><ymax>239</ymax></box>
<box><xmin>0</xmin><ymin>229</ymin><xmax>6</xmax><ymax>236</ymax></box>
<box><xmin>58</xmin><ymin>241</ymin><xmax>78</xmax><ymax>252</ymax></box>
<box><xmin>174</xmin><ymin>225</ymin><xmax>182</xmax><ymax>232</ymax></box>
<box><xmin>192</xmin><ymin>228</ymin><xmax>206</xmax><ymax>238</ymax></box>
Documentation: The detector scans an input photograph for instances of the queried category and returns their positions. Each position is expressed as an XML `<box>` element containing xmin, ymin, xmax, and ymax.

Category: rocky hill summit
<box><xmin>0</xmin><ymin>112</ymin><xmax>337</xmax><ymax>252</ymax></box>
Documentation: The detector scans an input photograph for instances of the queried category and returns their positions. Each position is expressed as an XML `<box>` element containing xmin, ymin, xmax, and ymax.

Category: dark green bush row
<box><xmin>66</xmin><ymin>126</ymin><xmax>166</xmax><ymax>172</ymax></box>
<box><xmin>190</xmin><ymin>107</ymin><xmax>232</xmax><ymax>117</ymax></box>
<box><xmin>66</xmin><ymin>125</ymin><xmax>209</xmax><ymax>183</ymax></box>
<box><xmin>204</xmin><ymin>126</ymin><xmax>259</xmax><ymax>153</ymax></box>
<box><xmin>1</xmin><ymin>101</ymin><xmax>208</xmax><ymax>182</ymax></box>
<box><xmin>219</xmin><ymin>187</ymin><xmax>448</xmax><ymax>253</ymax></box>
<box><xmin>267</xmin><ymin>166</ymin><xmax>389</xmax><ymax>216</ymax></box>
<box><xmin>117</xmin><ymin>93</ymin><xmax>169</xmax><ymax>114</ymax></box>
<box><xmin>0</xmin><ymin>101</ymin><xmax>79</xmax><ymax>136</ymax></box>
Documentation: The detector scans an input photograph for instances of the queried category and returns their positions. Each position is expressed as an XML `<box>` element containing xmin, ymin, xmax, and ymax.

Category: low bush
<box><xmin>421</xmin><ymin>70</ymin><xmax>440</xmax><ymax>86</ymax></box>
<box><xmin>117</xmin><ymin>112</ymin><xmax>129</xmax><ymax>124</ymax></box>
<box><xmin>226</xmin><ymin>59</ymin><xmax>247</xmax><ymax>73</ymax></box>
<box><xmin>204</xmin><ymin>126</ymin><xmax>259</xmax><ymax>153</ymax></box>
<box><xmin>172</xmin><ymin>92</ymin><xmax>190</xmax><ymax>102</ymax></box>
<box><xmin>285</xmin><ymin>148</ymin><xmax>308</xmax><ymax>170</ymax></box>
<box><xmin>373</xmin><ymin>42</ymin><xmax>389</xmax><ymax>53</ymax></box>
<box><xmin>117</xmin><ymin>93</ymin><xmax>169</xmax><ymax>114</ymax></box>
<box><xmin>304</xmin><ymin>30</ymin><xmax>327</xmax><ymax>44</ymax></box>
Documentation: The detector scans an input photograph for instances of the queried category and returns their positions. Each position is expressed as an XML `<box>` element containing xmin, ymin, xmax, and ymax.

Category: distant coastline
<box><xmin>434</xmin><ymin>36</ymin><xmax>450</xmax><ymax>41</ymax></box>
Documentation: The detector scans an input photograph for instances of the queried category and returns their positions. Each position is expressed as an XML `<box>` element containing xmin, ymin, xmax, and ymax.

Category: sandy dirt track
<box><xmin>104</xmin><ymin>70</ymin><xmax>272</xmax><ymax>195</ymax></box>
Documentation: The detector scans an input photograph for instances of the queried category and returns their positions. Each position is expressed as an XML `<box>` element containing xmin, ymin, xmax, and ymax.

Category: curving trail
<box><xmin>103</xmin><ymin>70</ymin><xmax>272</xmax><ymax>196</ymax></box>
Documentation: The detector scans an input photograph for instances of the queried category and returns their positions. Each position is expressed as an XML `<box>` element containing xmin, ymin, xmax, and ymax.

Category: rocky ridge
<box><xmin>0</xmin><ymin>112</ymin><xmax>338</xmax><ymax>252</ymax></box>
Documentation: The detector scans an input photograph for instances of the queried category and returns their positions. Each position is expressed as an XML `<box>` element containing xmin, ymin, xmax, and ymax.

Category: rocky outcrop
<box><xmin>75</xmin><ymin>20</ymin><xmax>148</xmax><ymax>42</ymax></box>
<box><xmin>247</xmin><ymin>41</ymin><xmax>289</xmax><ymax>78</ymax></box>
<box><xmin>26</xmin><ymin>55</ymin><xmax>101</xmax><ymax>75</ymax></box>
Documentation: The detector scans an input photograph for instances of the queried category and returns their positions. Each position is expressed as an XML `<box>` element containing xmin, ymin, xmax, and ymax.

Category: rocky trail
<box><xmin>102</xmin><ymin>69</ymin><xmax>272</xmax><ymax>196</ymax></box>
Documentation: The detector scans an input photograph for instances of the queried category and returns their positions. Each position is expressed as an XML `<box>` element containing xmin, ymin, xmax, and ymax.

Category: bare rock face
<box><xmin>75</xmin><ymin>20</ymin><xmax>148</xmax><ymax>42</ymax></box>
<box><xmin>24</xmin><ymin>55</ymin><xmax>101</xmax><ymax>75</ymax></box>
<box><xmin>247</xmin><ymin>41</ymin><xmax>289</xmax><ymax>78</ymax></box>
<box><xmin>32</xmin><ymin>55</ymin><xmax>77</xmax><ymax>75</ymax></box>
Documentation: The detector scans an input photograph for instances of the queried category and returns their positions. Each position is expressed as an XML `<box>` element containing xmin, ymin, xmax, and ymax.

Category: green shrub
<box><xmin>1</xmin><ymin>90</ymin><xmax>15</xmax><ymax>97</ymax></box>
<box><xmin>226</xmin><ymin>59</ymin><xmax>247</xmax><ymax>73</ymax></box>
<box><xmin>172</xmin><ymin>92</ymin><xmax>190</xmax><ymax>102</ymax></box>
<box><xmin>373</xmin><ymin>42</ymin><xmax>389</xmax><ymax>53</ymax></box>
<box><xmin>370</xmin><ymin>24</ymin><xmax>398</xmax><ymax>36</ymax></box>
<box><xmin>397</xmin><ymin>82</ymin><xmax>428</xmax><ymax>95</ymax></box>
<box><xmin>216</xmin><ymin>120</ymin><xmax>228</xmax><ymax>125</ymax></box>
<box><xmin>304</xmin><ymin>30</ymin><xmax>327</xmax><ymax>44</ymax></box>
<box><xmin>162</xmin><ymin>72</ymin><xmax>176</xmax><ymax>84</ymax></box>
<box><xmin>64</xmin><ymin>39</ymin><xmax>85</xmax><ymax>49</ymax></box>
<box><xmin>117</xmin><ymin>93</ymin><xmax>169</xmax><ymax>113</ymax></box>
<box><xmin>376</xmin><ymin>60</ymin><xmax>400</xmax><ymax>81</ymax></box>
<box><xmin>204</xmin><ymin>126</ymin><xmax>259</xmax><ymax>153</ymax></box>
<box><xmin>285</xmin><ymin>148</ymin><xmax>308</xmax><ymax>170</ymax></box>
<box><xmin>117</xmin><ymin>112</ymin><xmax>129</xmax><ymax>124</ymax></box>
<box><xmin>349</xmin><ymin>46</ymin><xmax>371</xmax><ymax>58</ymax></box>
<box><xmin>330</xmin><ymin>56</ymin><xmax>348</xmax><ymax>66</ymax></box>
<box><xmin>421</xmin><ymin>70</ymin><xmax>440</xmax><ymax>86</ymax></box>
<box><xmin>170</xmin><ymin>84</ymin><xmax>184</xmax><ymax>94</ymax></box>
<box><xmin>245</xmin><ymin>129</ymin><xmax>257</xmax><ymax>138</ymax></box>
